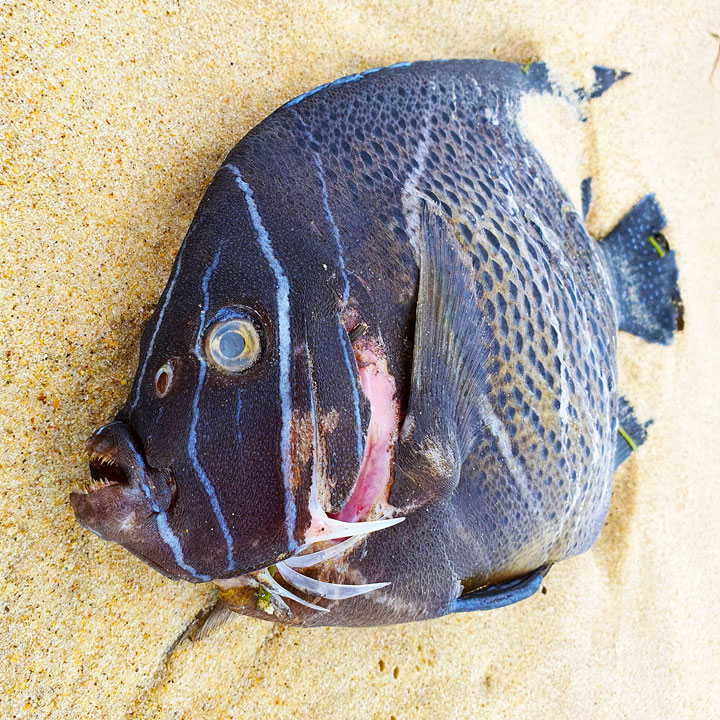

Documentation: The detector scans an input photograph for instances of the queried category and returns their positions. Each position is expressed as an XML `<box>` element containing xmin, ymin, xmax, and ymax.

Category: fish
<box><xmin>70</xmin><ymin>59</ymin><xmax>682</xmax><ymax>627</ymax></box>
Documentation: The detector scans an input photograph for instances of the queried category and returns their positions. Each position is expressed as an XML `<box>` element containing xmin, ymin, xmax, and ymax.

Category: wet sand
<box><xmin>2</xmin><ymin>1</ymin><xmax>719</xmax><ymax>717</ymax></box>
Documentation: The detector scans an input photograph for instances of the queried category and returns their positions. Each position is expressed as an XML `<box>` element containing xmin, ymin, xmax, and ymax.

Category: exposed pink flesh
<box><xmin>213</xmin><ymin>337</ymin><xmax>402</xmax><ymax>602</ymax></box>
<box><xmin>330</xmin><ymin>344</ymin><xmax>398</xmax><ymax>523</ymax></box>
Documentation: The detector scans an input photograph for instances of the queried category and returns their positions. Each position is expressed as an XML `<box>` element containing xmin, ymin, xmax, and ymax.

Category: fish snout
<box><xmin>72</xmin><ymin>421</ymin><xmax>176</xmax><ymax>523</ymax></box>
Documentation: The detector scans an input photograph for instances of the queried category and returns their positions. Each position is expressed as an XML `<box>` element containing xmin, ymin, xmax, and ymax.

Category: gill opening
<box><xmin>303</xmin><ymin>339</ymin><xmax>404</xmax><ymax>543</ymax></box>
<box><xmin>241</xmin><ymin>338</ymin><xmax>404</xmax><ymax>615</ymax></box>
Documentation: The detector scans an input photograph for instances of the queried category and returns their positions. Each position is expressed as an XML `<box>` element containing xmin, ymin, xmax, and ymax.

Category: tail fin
<box><xmin>600</xmin><ymin>194</ymin><xmax>682</xmax><ymax>345</ymax></box>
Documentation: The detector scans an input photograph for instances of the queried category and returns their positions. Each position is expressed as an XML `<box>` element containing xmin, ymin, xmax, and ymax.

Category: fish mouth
<box><xmin>71</xmin><ymin>421</ymin><xmax>176</xmax><ymax>523</ymax></box>
<box><xmin>78</xmin><ymin>447</ymin><xmax>132</xmax><ymax>496</ymax></box>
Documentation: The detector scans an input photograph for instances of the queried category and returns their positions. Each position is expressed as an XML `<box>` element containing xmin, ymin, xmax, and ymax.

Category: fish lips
<box><xmin>71</xmin><ymin>421</ymin><xmax>176</xmax><ymax>544</ymax></box>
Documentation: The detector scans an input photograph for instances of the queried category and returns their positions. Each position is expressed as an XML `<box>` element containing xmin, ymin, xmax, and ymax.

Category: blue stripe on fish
<box><xmin>156</xmin><ymin>512</ymin><xmax>209</xmax><ymax>581</ymax></box>
<box><xmin>188</xmin><ymin>244</ymin><xmax>236</xmax><ymax>570</ymax></box>
<box><xmin>129</xmin><ymin>248</ymin><xmax>186</xmax><ymax>414</ymax></box>
<box><xmin>224</xmin><ymin>164</ymin><xmax>298</xmax><ymax>552</ymax></box>
<box><xmin>282</xmin><ymin>82</ymin><xmax>331</xmax><ymax>109</ymax></box>
<box><xmin>128</xmin><ymin>443</ymin><xmax>160</xmax><ymax>513</ymax></box>
<box><xmin>292</xmin><ymin>110</ymin><xmax>365</xmax><ymax>463</ymax></box>
<box><xmin>337</xmin><ymin>325</ymin><xmax>364</xmax><ymax>463</ymax></box>
<box><xmin>281</xmin><ymin>61</ymin><xmax>418</xmax><ymax>109</ymax></box>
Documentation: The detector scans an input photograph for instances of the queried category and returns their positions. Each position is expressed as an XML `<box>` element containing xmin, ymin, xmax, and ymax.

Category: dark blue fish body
<box><xmin>71</xmin><ymin>60</ymin><xmax>681</xmax><ymax>626</ymax></box>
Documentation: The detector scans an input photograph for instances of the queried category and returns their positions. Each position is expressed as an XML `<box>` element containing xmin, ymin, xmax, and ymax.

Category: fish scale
<box><xmin>292</xmin><ymin>63</ymin><xmax>616</xmax><ymax>570</ymax></box>
<box><xmin>71</xmin><ymin>59</ymin><xmax>681</xmax><ymax>627</ymax></box>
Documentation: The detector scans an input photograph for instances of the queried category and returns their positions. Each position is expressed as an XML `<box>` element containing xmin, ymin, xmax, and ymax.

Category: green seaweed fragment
<box><xmin>520</xmin><ymin>60</ymin><xmax>532</xmax><ymax>74</ymax></box>
<box><xmin>256</xmin><ymin>585</ymin><xmax>274</xmax><ymax>614</ymax></box>
<box><xmin>617</xmin><ymin>424</ymin><xmax>638</xmax><ymax>452</ymax></box>
<box><xmin>647</xmin><ymin>235</ymin><xmax>666</xmax><ymax>258</ymax></box>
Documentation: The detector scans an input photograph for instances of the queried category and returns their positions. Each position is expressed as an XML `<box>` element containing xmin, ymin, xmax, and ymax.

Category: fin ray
<box><xmin>284</xmin><ymin>536</ymin><xmax>360</xmax><ymax>569</ymax></box>
<box><xmin>257</xmin><ymin>571</ymin><xmax>330</xmax><ymax>612</ymax></box>
<box><xmin>305</xmin><ymin>515</ymin><xmax>405</xmax><ymax>543</ymax></box>
<box><xmin>276</xmin><ymin>562</ymin><xmax>390</xmax><ymax>600</ymax></box>
<box><xmin>615</xmin><ymin>395</ymin><xmax>651</xmax><ymax>468</ymax></box>
<box><xmin>194</xmin><ymin>601</ymin><xmax>237</xmax><ymax>640</ymax></box>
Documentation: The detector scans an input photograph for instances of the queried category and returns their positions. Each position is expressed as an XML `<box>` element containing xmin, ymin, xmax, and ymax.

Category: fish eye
<box><xmin>205</xmin><ymin>316</ymin><xmax>262</xmax><ymax>373</ymax></box>
<box><xmin>154</xmin><ymin>362</ymin><xmax>174</xmax><ymax>397</ymax></box>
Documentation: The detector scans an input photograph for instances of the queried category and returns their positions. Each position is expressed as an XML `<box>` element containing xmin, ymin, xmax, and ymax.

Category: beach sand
<box><xmin>1</xmin><ymin>1</ymin><xmax>719</xmax><ymax>717</ymax></box>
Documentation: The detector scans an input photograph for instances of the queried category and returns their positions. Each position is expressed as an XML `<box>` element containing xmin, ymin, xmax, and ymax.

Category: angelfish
<box><xmin>71</xmin><ymin>60</ymin><xmax>681</xmax><ymax>627</ymax></box>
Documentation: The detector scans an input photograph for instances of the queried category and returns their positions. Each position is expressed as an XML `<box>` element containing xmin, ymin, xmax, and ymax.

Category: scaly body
<box><xmin>71</xmin><ymin>60</ymin><xmax>680</xmax><ymax>627</ymax></box>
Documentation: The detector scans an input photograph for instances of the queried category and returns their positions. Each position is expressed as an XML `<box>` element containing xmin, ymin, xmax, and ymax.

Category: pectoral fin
<box><xmin>391</xmin><ymin>205</ymin><xmax>490</xmax><ymax>508</ymax></box>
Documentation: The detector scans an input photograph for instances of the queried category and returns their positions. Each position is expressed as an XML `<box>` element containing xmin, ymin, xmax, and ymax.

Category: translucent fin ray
<box><xmin>305</xmin><ymin>515</ymin><xmax>405</xmax><ymax>543</ymax></box>
<box><xmin>275</xmin><ymin>562</ymin><xmax>390</xmax><ymax>600</ymax></box>
<box><xmin>283</xmin><ymin>536</ymin><xmax>360</xmax><ymax>569</ymax></box>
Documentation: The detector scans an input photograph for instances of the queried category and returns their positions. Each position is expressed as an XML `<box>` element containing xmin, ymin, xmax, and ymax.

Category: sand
<box><xmin>1</xmin><ymin>1</ymin><xmax>719</xmax><ymax>718</ymax></box>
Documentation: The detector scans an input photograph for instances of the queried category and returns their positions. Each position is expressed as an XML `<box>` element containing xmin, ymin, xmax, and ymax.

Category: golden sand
<box><xmin>1</xmin><ymin>1</ymin><xmax>719</xmax><ymax>717</ymax></box>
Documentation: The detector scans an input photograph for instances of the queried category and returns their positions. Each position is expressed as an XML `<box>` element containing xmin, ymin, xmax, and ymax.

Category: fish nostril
<box><xmin>154</xmin><ymin>361</ymin><xmax>175</xmax><ymax>397</ymax></box>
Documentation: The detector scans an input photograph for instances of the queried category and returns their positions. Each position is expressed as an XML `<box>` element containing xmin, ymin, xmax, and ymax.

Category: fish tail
<box><xmin>600</xmin><ymin>194</ymin><xmax>683</xmax><ymax>345</ymax></box>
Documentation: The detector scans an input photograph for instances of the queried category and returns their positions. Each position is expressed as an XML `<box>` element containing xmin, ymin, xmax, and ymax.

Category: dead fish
<box><xmin>71</xmin><ymin>60</ymin><xmax>681</xmax><ymax>627</ymax></box>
